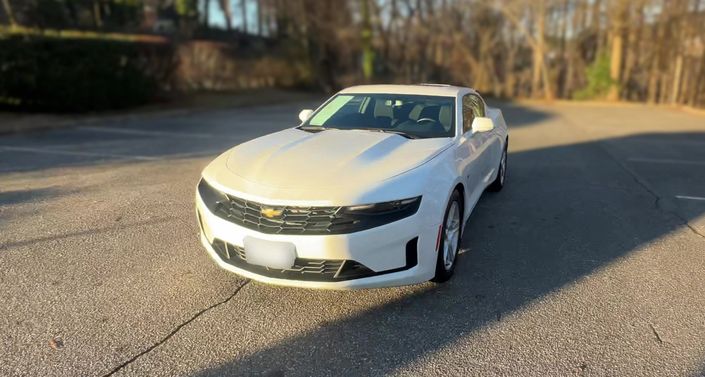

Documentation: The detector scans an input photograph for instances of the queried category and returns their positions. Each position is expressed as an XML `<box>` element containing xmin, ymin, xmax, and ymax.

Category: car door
<box><xmin>456</xmin><ymin>93</ymin><xmax>492</xmax><ymax>207</ymax></box>
<box><xmin>473</xmin><ymin>95</ymin><xmax>503</xmax><ymax>183</ymax></box>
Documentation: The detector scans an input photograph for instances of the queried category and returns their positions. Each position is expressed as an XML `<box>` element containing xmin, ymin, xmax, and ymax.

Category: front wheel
<box><xmin>431</xmin><ymin>190</ymin><xmax>462</xmax><ymax>283</ymax></box>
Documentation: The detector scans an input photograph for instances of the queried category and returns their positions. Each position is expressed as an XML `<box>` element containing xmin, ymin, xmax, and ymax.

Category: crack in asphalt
<box><xmin>0</xmin><ymin>217</ymin><xmax>179</xmax><ymax>250</ymax></box>
<box><xmin>558</xmin><ymin>112</ymin><xmax>705</xmax><ymax>241</ymax></box>
<box><xmin>653</xmin><ymin>196</ymin><xmax>705</xmax><ymax>239</ymax></box>
<box><xmin>605</xmin><ymin>148</ymin><xmax>705</xmax><ymax>240</ymax></box>
<box><xmin>596</xmin><ymin>140</ymin><xmax>705</xmax><ymax>240</ymax></box>
<box><xmin>100</xmin><ymin>279</ymin><xmax>250</xmax><ymax>377</ymax></box>
<box><xmin>649</xmin><ymin>323</ymin><xmax>665</xmax><ymax>344</ymax></box>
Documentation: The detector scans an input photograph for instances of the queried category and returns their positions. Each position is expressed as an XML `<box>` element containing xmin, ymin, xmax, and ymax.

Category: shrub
<box><xmin>0</xmin><ymin>35</ymin><xmax>176</xmax><ymax>112</ymax></box>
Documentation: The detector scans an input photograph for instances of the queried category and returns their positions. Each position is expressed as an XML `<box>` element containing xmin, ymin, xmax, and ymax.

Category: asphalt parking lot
<box><xmin>1</xmin><ymin>100</ymin><xmax>705</xmax><ymax>376</ymax></box>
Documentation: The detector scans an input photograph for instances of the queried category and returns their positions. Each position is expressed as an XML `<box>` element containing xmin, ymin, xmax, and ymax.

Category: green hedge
<box><xmin>0</xmin><ymin>36</ymin><xmax>176</xmax><ymax>112</ymax></box>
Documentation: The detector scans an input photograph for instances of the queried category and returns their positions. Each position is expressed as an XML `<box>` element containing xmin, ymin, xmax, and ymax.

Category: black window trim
<box><xmin>299</xmin><ymin>92</ymin><xmax>457</xmax><ymax>139</ymax></box>
<box><xmin>461</xmin><ymin>93</ymin><xmax>486</xmax><ymax>135</ymax></box>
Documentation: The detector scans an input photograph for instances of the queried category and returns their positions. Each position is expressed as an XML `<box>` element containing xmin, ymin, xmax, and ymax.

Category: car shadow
<box><xmin>190</xmin><ymin>131</ymin><xmax>705</xmax><ymax>376</ymax></box>
<box><xmin>486</xmin><ymin>98</ymin><xmax>554</xmax><ymax>128</ymax></box>
<box><xmin>0</xmin><ymin>187</ymin><xmax>67</xmax><ymax>207</ymax></box>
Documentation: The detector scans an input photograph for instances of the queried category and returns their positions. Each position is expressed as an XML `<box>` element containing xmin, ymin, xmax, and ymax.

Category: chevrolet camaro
<box><xmin>195</xmin><ymin>84</ymin><xmax>508</xmax><ymax>289</ymax></box>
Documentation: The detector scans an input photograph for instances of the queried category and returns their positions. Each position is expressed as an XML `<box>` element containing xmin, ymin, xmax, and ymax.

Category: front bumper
<box><xmin>196</xmin><ymin>194</ymin><xmax>439</xmax><ymax>289</ymax></box>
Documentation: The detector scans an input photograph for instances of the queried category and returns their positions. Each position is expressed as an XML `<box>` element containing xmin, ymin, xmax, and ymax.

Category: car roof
<box><xmin>339</xmin><ymin>84</ymin><xmax>475</xmax><ymax>97</ymax></box>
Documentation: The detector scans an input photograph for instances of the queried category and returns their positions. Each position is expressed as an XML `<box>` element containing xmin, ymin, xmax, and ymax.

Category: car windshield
<box><xmin>302</xmin><ymin>93</ymin><xmax>455</xmax><ymax>139</ymax></box>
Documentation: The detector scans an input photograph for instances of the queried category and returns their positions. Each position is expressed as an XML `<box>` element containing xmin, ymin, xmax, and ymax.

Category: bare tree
<box><xmin>1</xmin><ymin>0</ymin><xmax>15</xmax><ymax>26</ymax></box>
<box><xmin>93</xmin><ymin>0</ymin><xmax>103</xmax><ymax>28</ymax></box>
<box><xmin>497</xmin><ymin>0</ymin><xmax>554</xmax><ymax>100</ymax></box>
<box><xmin>220</xmin><ymin>0</ymin><xmax>233</xmax><ymax>31</ymax></box>
<box><xmin>240</xmin><ymin>0</ymin><xmax>247</xmax><ymax>33</ymax></box>
<box><xmin>9</xmin><ymin>0</ymin><xmax>705</xmax><ymax>108</ymax></box>
<box><xmin>257</xmin><ymin>0</ymin><xmax>263</xmax><ymax>35</ymax></box>
<box><xmin>203</xmin><ymin>0</ymin><xmax>211</xmax><ymax>27</ymax></box>
<box><xmin>607</xmin><ymin>0</ymin><xmax>628</xmax><ymax>100</ymax></box>
<box><xmin>360</xmin><ymin>0</ymin><xmax>374</xmax><ymax>81</ymax></box>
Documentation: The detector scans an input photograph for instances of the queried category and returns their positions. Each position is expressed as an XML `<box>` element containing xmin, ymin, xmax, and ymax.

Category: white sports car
<box><xmin>196</xmin><ymin>84</ymin><xmax>508</xmax><ymax>289</ymax></box>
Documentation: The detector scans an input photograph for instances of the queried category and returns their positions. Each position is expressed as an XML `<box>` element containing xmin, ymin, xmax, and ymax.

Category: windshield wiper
<box><xmin>300</xmin><ymin>126</ymin><xmax>420</xmax><ymax>139</ymax></box>
<box><xmin>378</xmin><ymin>129</ymin><xmax>420</xmax><ymax>139</ymax></box>
<box><xmin>351</xmin><ymin>127</ymin><xmax>420</xmax><ymax>139</ymax></box>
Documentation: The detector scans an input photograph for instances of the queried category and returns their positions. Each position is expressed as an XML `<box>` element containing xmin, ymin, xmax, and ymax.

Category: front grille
<box><xmin>197</xmin><ymin>180</ymin><xmax>420</xmax><ymax>235</ymax></box>
<box><xmin>214</xmin><ymin>194</ymin><xmax>352</xmax><ymax>235</ymax></box>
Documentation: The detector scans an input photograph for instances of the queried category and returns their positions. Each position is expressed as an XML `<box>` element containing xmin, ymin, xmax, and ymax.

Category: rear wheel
<box><xmin>488</xmin><ymin>143</ymin><xmax>508</xmax><ymax>192</ymax></box>
<box><xmin>431</xmin><ymin>190</ymin><xmax>462</xmax><ymax>283</ymax></box>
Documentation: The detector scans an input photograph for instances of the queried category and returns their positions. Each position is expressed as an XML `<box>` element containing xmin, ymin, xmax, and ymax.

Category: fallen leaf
<box><xmin>49</xmin><ymin>336</ymin><xmax>64</xmax><ymax>350</ymax></box>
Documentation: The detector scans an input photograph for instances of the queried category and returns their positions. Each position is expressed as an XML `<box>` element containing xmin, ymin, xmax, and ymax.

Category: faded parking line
<box><xmin>0</xmin><ymin>144</ymin><xmax>224</xmax><ymax>165</ymax></box>
<box><xmin>627</xmin><ymin>157</ymin><xmax>705</xmax><ymax>166</ymax></box>
<box><xmin>675</xmin><ymin>195</ymin><xmax>705</xmax><ymax>202</ymax></box>
<box><xmin>79</xmin><ymin>126</ymin><xmax>217</xmax><ymax>139</ymax></box>
<box><xmin>0</xmin><ymin>145</ymin><xmax>222</xmax><ymax>162</ymax></box>
<box><xmin>626</xmin><ymin>138</ymin><xmax>705</xmax><ymax>147</ymax></box>
<box><xmin>0</xmin><ymin>145</ymin><xmax>160</xmax><ymax>161</ymax></box>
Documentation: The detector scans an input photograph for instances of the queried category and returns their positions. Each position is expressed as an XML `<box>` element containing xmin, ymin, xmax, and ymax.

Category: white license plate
<box><xmin>243</xmin><ymin>236</ymin><xmax>296</xmax><ymax>269</ymax></box>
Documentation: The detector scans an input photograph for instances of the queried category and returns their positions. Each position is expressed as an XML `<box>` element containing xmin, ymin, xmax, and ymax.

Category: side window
<box><xmin>462</xmin><ymin>94</ymin><xmax>486</xmax><ymax>133</ymax></box>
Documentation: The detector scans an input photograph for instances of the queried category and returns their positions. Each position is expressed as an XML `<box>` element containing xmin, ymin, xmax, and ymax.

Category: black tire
<box><xmin>431</xmin><ymin>190</ymin><xmax>463</xmax><ymax>283</ymax></box>
<box><xmin>488</xmin><ymin>142</ymin><xmax>508</xmax><ymax>192</ymax></box>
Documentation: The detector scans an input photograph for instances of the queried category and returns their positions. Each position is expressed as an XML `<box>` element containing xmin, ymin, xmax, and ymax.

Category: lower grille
<box><xmin>207</xmin><ymin>237</ymin><xmax>418</xmax><ymax>282</ymax></box>
<box><xmin>210</xmin><ymin>239</ymin><xmax>369</xmax><ymax>281</ymax></box>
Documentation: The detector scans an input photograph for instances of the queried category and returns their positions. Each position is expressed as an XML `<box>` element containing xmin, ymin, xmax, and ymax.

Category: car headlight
<box><xmin>197</xmin><ymin>178</ymin><xmax>229</xmax><ymax>214</ymax></box>
<box><xmin>333</xmin><ymin>196</ymin><xmax>422</xmax><ymax>232</ymax></box>
<box><xmin>341</xmin><ymin>197</ymin><xmax>421</xmax><ymax>215</ymax></box>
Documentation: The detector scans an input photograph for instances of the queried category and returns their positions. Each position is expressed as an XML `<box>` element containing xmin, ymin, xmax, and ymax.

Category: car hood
<box><xmin>223</xmin><ymin>128</ymin><xmax>451</xmax><ymax>190</ymax></box>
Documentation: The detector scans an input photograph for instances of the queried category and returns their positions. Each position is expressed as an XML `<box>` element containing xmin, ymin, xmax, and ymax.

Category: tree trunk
<box><xmin>531</xmin><ymin>1</ymin><xmax>546</xmax><ymax>98</ymax></box>
<box><xmin>621</xmin><ymin>2</ymin><xmax>643</xmax><ymax>100</ymax></box>
<box><xmin>670</xmin><ymin>0</ymin><xmax>690</xmax><ymax>104</ymax></box>
<box><xmin>241</xmin><ymin>0</ymin><xmax>248</xmax><ymax>33</ymax></box>
<box><xmin>671</xmin><ymin>54</ymin><xmax>684</xmax><ymax>104</ymax></box>
<box><xmin>659</xmin><ymin>73</ymin><xmax>669</xmax><ymax>103</ymax></box>
<box><xmin>2</xmin><ymin>0</ymin><xmax>16</xmax><ymax>26</ymax></box>
<box><xmin>607</xmin><ymin>1</ymin><xmax>628</xmax><ymax>101</ymax></box>
<box><xmin>538</xmin><ymin>2</ymin><xmax>554</xmax><ymax>100</ymax></box>
<box><xmin>204</xmin><ymin>0</ymin><xmax>211</xmax><ymax>28</ymax></box>
<box><xmin>220</xmin><ymin>0</ymin><xmax>232</xmax><ymax>31</ymax></box>
<box><xmin>557</xmin><ymin>0</ymin><xmax>569</xmax><ymax>97</ymax></box>
<box><xmin>607</xmin><ymin>31</ymin><xmax>623</xmax><ymax>100</ymax></box>
<box><xmin>647</xmin><ymin>0</ymin><xmax>667</xmax><ymax>103</ymax></box>
<box><xmin>690</xmin><ymin>0</ymin><xmax>704</xmax><ymax>106</ymax></box>
<box><xmin>360</xmin><ymin>0</ymin><xmax>374</xmax><ymax>81</ymax></box>
<box><xmin>257</xmin><ymin>0</ymin><xmax>263</xmax><ymax>35</ymax></box>
<box><xmin>498</xmin><ymin>0</ymin><xmax>552</xmax><ymax>99</ymax></box>
<box><xmin>592</xmin><ymin>0</ymin><xmax>603</xmax><ymax>57</ymax></box>
<box><xmin>93</xmin><ymin>1</ymin><xmax>103</xmax><ymax>28</ymax></box>
<box><xmin>505</xmin><ymin>47</ymin><xmax>517</xmax><ymax>97</ymax></box>
<box><xmin>680</xmin><ymin>57</ymin><xmax>692</xmax><ymax>105</ymax></box>
<box><xmin>694</xmin><ymin>56</ymin><xmax>705</xmax><ymax>106</ymax></box>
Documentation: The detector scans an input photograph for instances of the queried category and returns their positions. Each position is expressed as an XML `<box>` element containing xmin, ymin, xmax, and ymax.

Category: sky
<box><xmin>202</xmin><ymin>0</ymin><xmax>259</xmax><ymax>32</ymax></box>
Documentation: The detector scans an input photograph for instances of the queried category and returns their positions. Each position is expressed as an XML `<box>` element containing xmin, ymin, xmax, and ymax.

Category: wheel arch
<box><xmin>453</xmin><ymin>182</ymin><xmax>465</xmax><ymax>218</ymax></box>
<box><xmin>444</xmin><ymin>181</ymin><xmax>469</xmax><ymax>231</ymax></box>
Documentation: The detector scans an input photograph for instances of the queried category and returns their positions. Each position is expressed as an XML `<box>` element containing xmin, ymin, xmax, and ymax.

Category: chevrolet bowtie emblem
<box><xmin>260</xmin><ymin>208</ymin><xmax>283</xmax><ymax>218</ymax></box>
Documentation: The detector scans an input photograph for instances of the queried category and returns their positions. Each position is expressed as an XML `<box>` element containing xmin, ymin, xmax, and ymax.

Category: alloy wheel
<box><xmin>443</xmin><ymin>201</ymin><xmax>461</xmax><ymax>270</ymax></box>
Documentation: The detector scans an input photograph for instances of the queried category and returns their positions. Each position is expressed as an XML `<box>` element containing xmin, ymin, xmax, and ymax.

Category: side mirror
<box><xmin>298</xmin><ymin>109</ymin><xmax>314</xmax><ymax>122</ymax></box>
<box><xmin>471</xmin><ymin>117</ymin><xmax>494</xmax><ymax>133</ymax></box>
